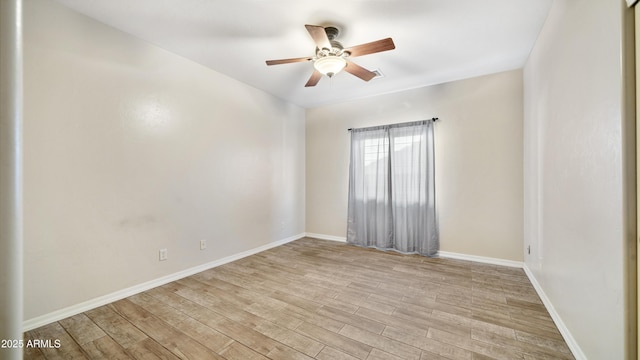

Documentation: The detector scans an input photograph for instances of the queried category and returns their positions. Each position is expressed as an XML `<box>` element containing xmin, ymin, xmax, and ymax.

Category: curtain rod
<box><xmin>347</xmin><ymin>117</ymin><xmax>439</xmax><ymax>131</ymax></box>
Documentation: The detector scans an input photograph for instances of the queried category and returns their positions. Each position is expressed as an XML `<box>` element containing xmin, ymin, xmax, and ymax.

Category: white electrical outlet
<box><xmin>200</xmin><ymin>239</ymin><xmax>207</xmax><ymax>250</ymax></box>
<box><xmin>159</xmin><ymin>248</ymin><xmax>167</xmax><ymax>261</ymax></box>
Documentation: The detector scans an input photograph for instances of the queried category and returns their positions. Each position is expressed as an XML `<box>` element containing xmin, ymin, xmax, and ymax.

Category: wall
<box><xmin>0</xmin><ymin>1</ymin><xmax>23</xmax><ymax>358</ymax></box>
<box><xmin>23</xmin><ymin>0</ymin><xmax>305</xmax><ymax>321</ymax></box>
<box><xmin>523</xmin><ymin>0</ymin><xmax>625</xmax><ymax>358</ymax></box>
<box><xmin>306</xmin><ymin>70</ymin><xmax>524</xmax><ymax>261</ymax></box>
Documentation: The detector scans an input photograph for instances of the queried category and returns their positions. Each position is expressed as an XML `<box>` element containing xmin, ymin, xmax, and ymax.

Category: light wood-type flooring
<box><xmin>23</xmin><ymin>238</ymin><xmax>574</xmax><ymax>359</ymax></box>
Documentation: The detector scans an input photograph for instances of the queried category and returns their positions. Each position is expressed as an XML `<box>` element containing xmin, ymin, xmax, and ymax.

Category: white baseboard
<box><xmin>305</xmin><ymin>232</ymin><xmax>347</xmax><ymax>242</ymax></box>
<box><xmin>438</xmin><ymin>251</ymin><xmax>524</xmax><ymax>268</ymax></box>
<box><xmin>23</xmin><ymin>233</ymin><xmax>306</xmax><ymax>331</ymax></box>
<box><xmin>304</xmin><ymin>234</ymin><xmax>524</xmax><ymax>269</ymax></box>
<box><xmin>522</xmin><ymin>264</ymin><xmax>586</xmax><ymax>360</ymax></box>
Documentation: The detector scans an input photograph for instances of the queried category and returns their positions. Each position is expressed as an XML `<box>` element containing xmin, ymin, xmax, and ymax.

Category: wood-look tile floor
<box><xmin>23</xmin><ymin>238</ymin><xmax>574</xmax><ymax>360</ymax></box>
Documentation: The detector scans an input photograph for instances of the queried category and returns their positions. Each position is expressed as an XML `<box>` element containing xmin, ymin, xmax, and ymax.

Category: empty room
<box><xmin>0</xmin><ymin>0</ymin><xmax>636</xmax><ymax>359</ymax></box>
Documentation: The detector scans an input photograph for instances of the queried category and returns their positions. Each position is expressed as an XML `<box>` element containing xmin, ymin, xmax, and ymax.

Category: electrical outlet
<box><xmin>200</xmin><ymin>239</ymin><xmax>207</xmax><ymax>250</ymax></box>
<box><xmin>159</xmin><ymin>248</ymin><xmax>167</xmax><ymax>261</ymax></box>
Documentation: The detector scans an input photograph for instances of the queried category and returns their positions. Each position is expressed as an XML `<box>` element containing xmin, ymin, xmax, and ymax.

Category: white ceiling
<box><xmin>53</xmin><ymin>0</ymin><xmax>553</xmax><ymax>108</ymax></box>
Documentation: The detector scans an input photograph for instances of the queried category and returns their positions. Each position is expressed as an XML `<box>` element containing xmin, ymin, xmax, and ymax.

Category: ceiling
<box><xmin>53</xmin><ymin>0</ymin><xmax>553</xmax><ymax>108</ymax></box>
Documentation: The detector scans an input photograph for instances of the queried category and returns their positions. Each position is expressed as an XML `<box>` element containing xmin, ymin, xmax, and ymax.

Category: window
<box><xmin>347</xmin><ymin>120</ymin><xmax>438</xmax><ymax>256</ymax></box>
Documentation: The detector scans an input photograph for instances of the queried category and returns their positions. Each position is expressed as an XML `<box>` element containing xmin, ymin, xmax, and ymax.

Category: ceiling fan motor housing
<box><xmin>324</xmin><ymin>26</ymin><xmax>340</xmax><ymax>40</ymax></box>
<box><xmin>316</xmin><ymin>27</ymin><xmax>346</xmax><ymax>59</ymax></box>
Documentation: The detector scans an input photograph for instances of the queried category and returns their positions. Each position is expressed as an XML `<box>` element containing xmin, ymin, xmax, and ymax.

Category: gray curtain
<box><xmin>346</xmin><ymin>120</ymin><xmax>438</xmax><ymax>256</ymax></box>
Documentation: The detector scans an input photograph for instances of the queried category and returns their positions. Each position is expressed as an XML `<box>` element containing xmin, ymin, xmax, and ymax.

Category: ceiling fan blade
<box><xmin>266</xmin><ymin>56</ymin><xmax>312</xmax><ymax>66</ymax></box>
<box><xmin>305</xmin><ymin>24</ymin><xmax>331</xmax><ymax>50</ymax></box>
<box><xmin>344</xmin><ymin>60</ymin><xmax>377</xmax><ymax>82</ymax></box>
<box><xmin>344</xmin><ymin>38</ymin><xmax>395</xmax><ymax>58</ymax></box>
<box><xmin>305</xmin><ymin>70</ymin><xmax>323</xmax><ymax>87</ymax></box>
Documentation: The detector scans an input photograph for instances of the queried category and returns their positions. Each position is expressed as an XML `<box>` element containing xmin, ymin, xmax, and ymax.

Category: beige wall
<box><xmin>523</xmin><ymin>0</ymin><xmax>625</xmax><ymax>357</ymax></box>
<box><xmin>0</xmin><ymin>0</ymin><xmax>23</xmax><ymax>356</ymax></box>
<box><xmin>306</xmin><ymin>70</ymin><xmax>524</xmax><ymax>261</ymax></box>
<box><xmin>23</xmin><ymin>0</ymin><xmax>305</xmax><ymax>321</ymax></box>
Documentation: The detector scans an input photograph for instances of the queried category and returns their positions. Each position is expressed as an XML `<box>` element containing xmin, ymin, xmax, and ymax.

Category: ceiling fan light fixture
<box><xmin>313</xmin><ymin>56</ymin><xmax>346</xmax><ymax>78</ymax></box>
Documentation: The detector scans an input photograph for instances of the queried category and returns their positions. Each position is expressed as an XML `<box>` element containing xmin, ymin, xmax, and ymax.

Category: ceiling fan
<box><xmin>266</xmin><ymin>25</ymin><xmax>395</xmax><ymax>87</ymax></box>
